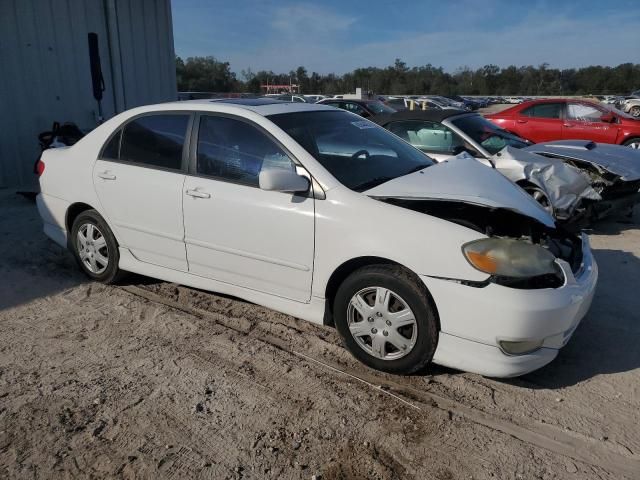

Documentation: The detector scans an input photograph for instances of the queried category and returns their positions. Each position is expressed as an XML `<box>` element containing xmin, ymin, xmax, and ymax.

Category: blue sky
<box><xmin>171</xmin><ymin>0</ymin><xmax>640</xmax><ymax>75</ymax></box>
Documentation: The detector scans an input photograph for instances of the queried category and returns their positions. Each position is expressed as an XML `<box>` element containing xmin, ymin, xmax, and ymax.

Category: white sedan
<box><xmin>36</xmin><ymin>99</ymin><xmax>598</xmax><ymax>377</ymax></box>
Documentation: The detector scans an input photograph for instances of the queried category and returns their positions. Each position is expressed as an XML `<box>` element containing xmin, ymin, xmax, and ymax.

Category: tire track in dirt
<box><xmin>119</xmin><ymin>283</ymin><xmax>640</xmax><ymax>479</ymax></box>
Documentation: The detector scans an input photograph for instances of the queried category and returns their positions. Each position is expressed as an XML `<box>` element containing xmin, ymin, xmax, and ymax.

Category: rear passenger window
<box><xmin>521</xmin><ymin>103</ymin><xmax>562</xmax><ymax>119</ymax></box>
<box><xmin>197</xmin><ymin>115</ymin><xmax>295</xmax><ymax>187</ymax></box>
<box><xmin>119</xmin><ymin>114</ymin><xmax>189</xmax><ymax>170</ymax></box>
<box><xmin>101</xmin><ymin>130</ymin><xmax>121</xmax><ymax>159</ymax></box>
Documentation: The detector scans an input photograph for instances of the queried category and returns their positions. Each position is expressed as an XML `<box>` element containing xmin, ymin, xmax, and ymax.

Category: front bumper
<box><xmin>425</xmin><ymin>234</ymin><xmax>598</xmax><ymax>377</ymax></box>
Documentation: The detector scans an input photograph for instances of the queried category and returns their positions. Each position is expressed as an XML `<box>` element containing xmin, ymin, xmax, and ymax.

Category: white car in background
<box><xmin>36</xmin><ymin>99</ymin><xmax>597</xmax><ymax>377</ymax></box>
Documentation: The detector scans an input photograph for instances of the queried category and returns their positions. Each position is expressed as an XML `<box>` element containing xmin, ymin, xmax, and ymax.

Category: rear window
<box><xmin>119</xmin><ymin>114</ymin><xmax>190</xmax><ymax>170</ymax></box>
<box><xmin>521</xmin><ymin>103</ymin><xmax>562</xmax><ymax>119</ymax></box>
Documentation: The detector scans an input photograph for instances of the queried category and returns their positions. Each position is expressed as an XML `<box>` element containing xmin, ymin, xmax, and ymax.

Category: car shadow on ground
<box><xmin>499</xmin><ymin>247</ymin><xmax>640</xmax><ymax>390</ymax></box>
<box><xmin>0</xmin><ymin>191</ymin><xmax>88</xmax><ymax>311</ymax></box>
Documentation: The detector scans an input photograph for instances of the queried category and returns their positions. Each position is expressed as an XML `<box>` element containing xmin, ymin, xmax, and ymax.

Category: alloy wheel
<box><xmin>346</xmin><ymin>287</ymin><xmax>418</xmax><ymax>360</ymax></box>
<box><xmin>77</xmin><ymin>223</ymin><xmax>109</xmax><ymax>274</ymax></box>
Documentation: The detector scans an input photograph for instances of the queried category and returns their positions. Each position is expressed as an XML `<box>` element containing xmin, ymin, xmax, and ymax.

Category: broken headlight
<box><xmin>462</xmin><ymin>238</ymin><xmax>558</xmax><ymax>278</ymax></box>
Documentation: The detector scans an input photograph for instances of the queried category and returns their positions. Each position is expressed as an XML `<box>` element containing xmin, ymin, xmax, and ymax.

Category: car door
<box><xmin>563</xmin><ymin>102</ymin><xmax>619</xmax><ymax>143</ymax></box>
<box><xmin>182</xmin><ymin>113</ymin><xmax>315</xmax><ymax>302</ymax></box>
<box><xmin>93</xmin><ymin>113</ymin><xmax>191</xmax><ymax>271</ymax></box>
<box><xmin>516</xmin><ymin>102</ymin><xmax>564</xmax><ymax>142</ymax></box>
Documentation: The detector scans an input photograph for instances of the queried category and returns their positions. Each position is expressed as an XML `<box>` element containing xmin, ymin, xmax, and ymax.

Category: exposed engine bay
<box><xmin>381</xmin><ymin>198</ymin><xmax>584</xmax><ymax>289</ymax></box>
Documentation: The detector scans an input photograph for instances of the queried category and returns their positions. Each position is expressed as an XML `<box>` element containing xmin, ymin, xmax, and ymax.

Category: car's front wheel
<box><xmin>522</xmin><ymin>185</ymin><xmax>554</xmax><ymax>216</ymax></box>
<box><xmin>70</xmin><ymin>210</ymin><xmax>124</xmax><ymax>284</ymax></box>
<box><xmin>333</xmin><ymin>265</ymin><xmax>439</xmax><ymax>374</ymax></box>
<box><xmin>629</xmin><ymin>106</ymin><xmax>640</xmax><ymax>118</ymax></box>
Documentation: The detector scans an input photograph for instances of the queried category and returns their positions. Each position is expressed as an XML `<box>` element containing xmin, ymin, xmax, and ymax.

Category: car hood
<box><xmin>490</xmin><ymin>146</ymin><xmax>601</xmax><ymax>220</ymax></box>
<box><xmin>523</xmin><ymin>140</ymin><xmax>640</xmax><ymax>181</ymax></box>
<box><xmin>364</xmin><ymin>154</ymin><xmax>555</xmax><ymax>227</ymax></box>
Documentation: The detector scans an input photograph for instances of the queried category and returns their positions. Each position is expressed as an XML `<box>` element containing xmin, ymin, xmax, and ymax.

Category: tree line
<box><xmin>176</xmin><ymin>56</ymin><xmax>640</xmax><ymax>96</ymax></box>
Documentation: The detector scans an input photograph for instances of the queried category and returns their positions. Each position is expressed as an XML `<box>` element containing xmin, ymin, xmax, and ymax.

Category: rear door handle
<box><xmin>97</xmin><ymin>172</ymin><xmax>116</xmax><ymax>180</ymax></box>
<box><xmin>563</xmin><ymin>123</ymin><xmax>573</xmax><ymax>128</ymax></box>
<box><xmin>516</xmin><ymin>119</ymin><xmax>528</xmax><ymax>124</ymax></box>
<box><xmin>185</xmin><ymin>189</ymin><xmax>211</xmax><ymax>199</ymax></box>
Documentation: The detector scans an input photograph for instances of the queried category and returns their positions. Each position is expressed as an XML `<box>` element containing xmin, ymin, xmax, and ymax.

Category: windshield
<box><xmin>268</xmin><ymin>111</ymin><xmax>434</xmax><ymax>192</ymax></box>
<box><xmin>365</xmin><ymin>101</ymin><xmax>396</xmax><ymax>115</ymax></box>
<box><xmin>451</xmin><ymin>114</ymin><xmax>530</xmax><ymax>154</ymax></box>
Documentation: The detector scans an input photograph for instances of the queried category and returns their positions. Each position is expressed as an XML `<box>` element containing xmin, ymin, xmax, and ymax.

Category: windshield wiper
<box><xmin>353</xmin><ymin>176</ymin><xmax>394</xmax><ymax>192</ymax></box>
<box><xmin>404</xmin><ymin>163</ymin><xmax>431</xmax><ymax>175</ymax></box>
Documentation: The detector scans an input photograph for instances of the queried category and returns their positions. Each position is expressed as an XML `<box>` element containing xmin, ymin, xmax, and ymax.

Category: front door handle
<box><xmin>97</xmin><ymin>171</ymin><xmax>116</xmax><ymax>180</ymax></box>
<box><xmin>185</xmin><ymin>189</ymin><xmax>211</xmax><ymax>199</ymax></box>
<box><xmin>516</xmin><ymin>119</ymin><xmax>528</xmax><ymax>124</ymax></box>
<box><xmin>563</xmin><ymin>123</ymin><xmax>573</xmax><ymax>128</ymax></box>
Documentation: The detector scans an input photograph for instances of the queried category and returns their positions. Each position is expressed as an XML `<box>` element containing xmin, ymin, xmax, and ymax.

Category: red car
<box><xmin>486</xmin><ymin>99</ymin><xmax>640</xmax><ymax>149</ymax></box>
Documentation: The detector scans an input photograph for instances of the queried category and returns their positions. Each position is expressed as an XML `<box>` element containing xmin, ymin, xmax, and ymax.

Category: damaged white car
<box><xmin>36</xmin><ymin>99</ymin><xmax>597</xmax><ymax>378</ymax></box>
<box><xmin>375</xmin><ymin>111</ymin><xmax>640</xmax><ymax>223</ymax></box>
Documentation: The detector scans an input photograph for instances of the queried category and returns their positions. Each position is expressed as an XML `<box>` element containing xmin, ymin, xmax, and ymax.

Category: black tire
<box><xmin>70</xmin><ymin>210</ymin><xmax>124</xmax><ymax>284</ymax></box>
<box><xmin>333</xmin><ymin>264</ymin><xmax>439</xmax><ymax>375</ymax></box>
<box><xmin>522</xmin><ymin>184</ymin><xmax>554</xmax><ymax>216</ymax></box>
<box><xmin>622</xmin><ymin>137</ymin><xmax>640</xmax><ymax>149</ymax></box>
<box><xmin>629</xmin><ymin>106</ymin><xmax>640</xmax><ymax>118</ymax></box>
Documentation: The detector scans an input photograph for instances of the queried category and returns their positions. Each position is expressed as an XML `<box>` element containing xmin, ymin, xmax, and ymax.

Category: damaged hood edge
<box><xmin>364</xmin><ymin>155</ymin><xmax>556</xmax><ymax>228</ymax></box>
<box><xmin>523</xmin><ymin>140</ymin><xmax>640</xmax><ymax>181</ymax></box>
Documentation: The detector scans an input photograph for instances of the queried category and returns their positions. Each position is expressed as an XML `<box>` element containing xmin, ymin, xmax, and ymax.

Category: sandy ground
<box><xmin>1</xmin><ymin>188</ymin><xmax>639</xmax><ymax>479</ymax></box>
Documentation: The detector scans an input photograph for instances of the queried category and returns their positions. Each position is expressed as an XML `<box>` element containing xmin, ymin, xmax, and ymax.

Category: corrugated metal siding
<box><xmin>0</xmin><ymin>0</ymin><xmax>176</xmax><ymax>187</ymax></box>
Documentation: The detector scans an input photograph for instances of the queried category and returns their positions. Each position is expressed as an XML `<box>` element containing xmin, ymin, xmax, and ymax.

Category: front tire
<box><xmin>623</xmin><ymin>138</ymin><xmax>640</xmax><ymax>149</ymax></box>
<box><xmin>629</xmin><ymin>106</ymin><xmax>640</xmax><ymax>118</ymax></box>
<box><xmin>70</xmin><ymin>210</ymin><xmax>123</xmax><ymax>284</ymax></box>
<box><xmin>333</xmin><ymin>265</ymin><xmax>439</xmax><ymax>374</ymax></box>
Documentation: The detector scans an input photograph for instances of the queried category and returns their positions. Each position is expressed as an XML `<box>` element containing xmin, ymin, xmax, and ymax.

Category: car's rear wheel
<box><xmin>623</xmin><ymin>138</ymin><xmax>640</xmax><ymax>149</ymax></box>
<box><xmin>333</xmin><ymin>265</ymin><xmax>438</xmax><ymax>374</ymax></box>
<box><xmin>70</xmin><ymin>210</ymin><xmax>123</xmax><ymax>284</ymax></box>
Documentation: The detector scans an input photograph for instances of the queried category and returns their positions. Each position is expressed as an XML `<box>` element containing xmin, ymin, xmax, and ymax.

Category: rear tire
<box><xmin>70</xmin><ymin>210</ymin><xmax>124</xmax><ymax>284</ymax></box>
<box><xmin>333</xmin><ymin>265</ymin><xmax>439</xmax><ymax>375</ymax></box>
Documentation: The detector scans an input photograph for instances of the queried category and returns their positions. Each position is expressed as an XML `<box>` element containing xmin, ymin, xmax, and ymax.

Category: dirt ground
<box><xmin>1</xmin><ymin>188</ymin><xmax>639</xmax><ymax>480</ymax></box>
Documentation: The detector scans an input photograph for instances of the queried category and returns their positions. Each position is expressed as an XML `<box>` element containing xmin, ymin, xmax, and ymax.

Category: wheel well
<box><xmin>323</xmin><ymin>256</ymin><xmax>433</xmax><ymax>327</ymax></box>
<box><xmin>622</xmin><ymin>136</ymin><xmax>640</xmax><ymax>145</ymax></box>
<box><xmin>65</xmin><ymin>203</ymin><xmax>95</xmax><ymax>233</ymax></box>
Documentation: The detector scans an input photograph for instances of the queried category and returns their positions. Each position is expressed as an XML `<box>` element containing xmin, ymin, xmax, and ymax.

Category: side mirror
<box><xmin>600</xmin><ymin>112</ymin><xmax>615</xmax><ymax>123</ymax></box>
<box><xmin>259</xmin><ymin>168</ymin><xmax>310</xmax><ymax>194</ymax></box>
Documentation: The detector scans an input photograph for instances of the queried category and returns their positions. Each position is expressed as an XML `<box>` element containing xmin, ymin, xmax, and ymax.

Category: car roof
<box><xmin>318</xmin><ymin>98</ymin><xmax>380</xmax><ymax>104</ymax></box>
<box><xmin>372</xmin><ymin>109</ymin><xmax>469</xmax><ymax>125</ymax></box>
<box><xmin>143</xmin><ymin>98</ymin><xmax>335</xmax><ymax>116</ymax></box>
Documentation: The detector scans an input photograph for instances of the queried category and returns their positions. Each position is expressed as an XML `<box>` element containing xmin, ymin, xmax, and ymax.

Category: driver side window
<box><xmin>386</xmin><ymin>120</ymin><xmax>464</xmax><ymax>154</ymax></box>
<box><xmin>196</xmin><ymin>115</ymin><xmax>295</xmax><ymax>187</ymax></box>
<box><xmin>344</xmin><ymin>102</ymin><xmax>366</xmax><ymax>116</ymax></box>
<box><xmin>567</xmin><ymin>103</ymin><xmax>604</xmax><ymax>122</ymax></box>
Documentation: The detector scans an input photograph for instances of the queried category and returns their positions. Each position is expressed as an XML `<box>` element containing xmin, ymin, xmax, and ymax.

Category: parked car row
<box><xmin>37</xmin><ymin>98</ymin><xmax>602</xmax><ymax>379</ymax></box>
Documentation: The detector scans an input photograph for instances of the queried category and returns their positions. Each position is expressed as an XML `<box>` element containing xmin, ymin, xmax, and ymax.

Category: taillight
<box><xmin>36</xmin><ymin>160</ymin><xmax>45</xmax><ymax>176</ymax></box>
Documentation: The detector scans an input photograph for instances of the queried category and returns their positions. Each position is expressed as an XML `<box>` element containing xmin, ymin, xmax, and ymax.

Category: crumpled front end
<box><xmin>490</xmin><ymin>146</ymin><xmax>601</xmax><ymax>221</ymax></box>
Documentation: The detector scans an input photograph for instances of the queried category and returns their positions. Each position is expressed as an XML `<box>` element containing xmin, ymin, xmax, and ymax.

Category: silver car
<box><xmin>375</xmin><ymin>110</ymin><xmax>640</xmax><ymax>224</ymax></box>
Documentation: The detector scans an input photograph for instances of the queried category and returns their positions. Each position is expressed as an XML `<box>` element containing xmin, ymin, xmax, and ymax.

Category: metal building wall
<box><xmin>0</xmin><ymin>0</ymin><xmax>177</xmax><ymax>188</ymax></box>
